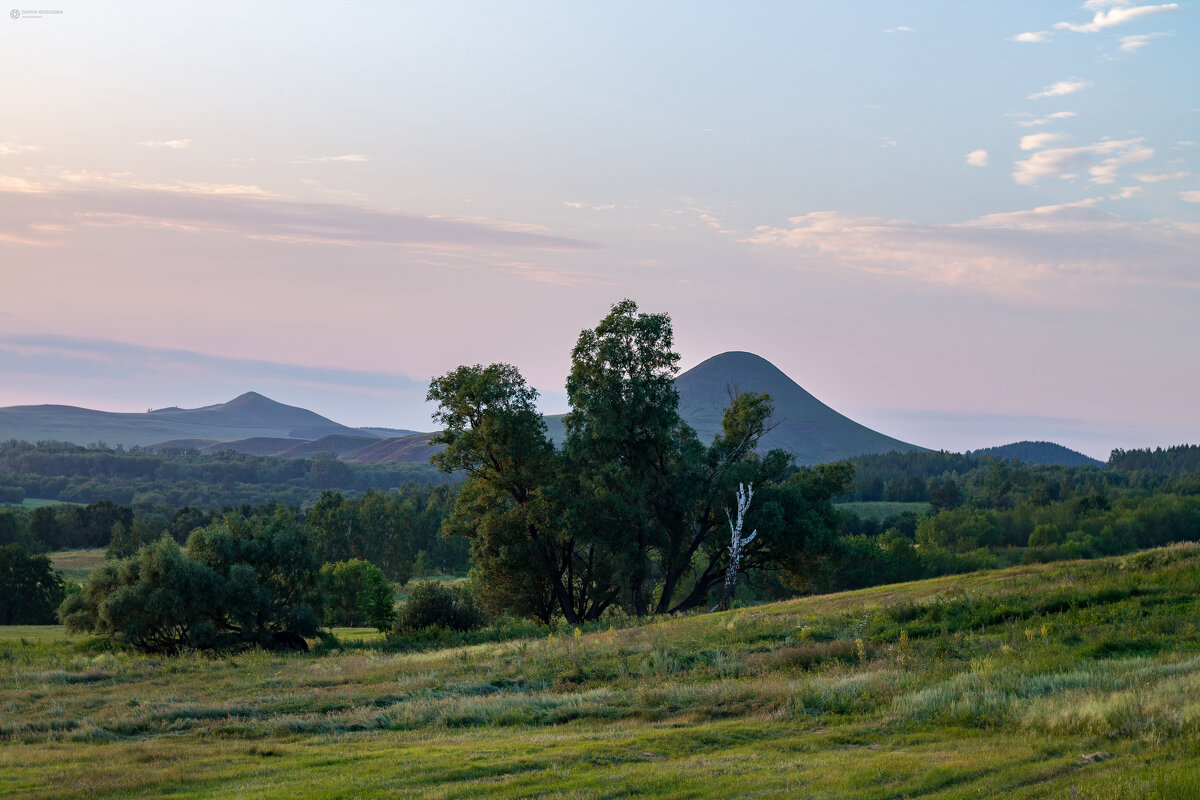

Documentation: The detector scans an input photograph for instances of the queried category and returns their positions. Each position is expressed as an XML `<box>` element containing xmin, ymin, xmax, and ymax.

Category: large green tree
<box><xmin>428</xmin><ymin>300</ymin><xmax>851</xmax><ymax>622</ymax></box>
<box><xmin>563</xmin><ymin>299</ymin><xmax>695</xmax><ymax>616</ymax></box>
<box><xmin>429</xmin><ymin>364</ymin><xmax>575</xmax><ymax>623</ymax></box>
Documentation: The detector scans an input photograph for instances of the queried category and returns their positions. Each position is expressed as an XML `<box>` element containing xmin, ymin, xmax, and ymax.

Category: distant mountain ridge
<box><xmin>0</xmin><ymin>391</ymin><xmax>367</xmax><ymax>447</ymax></box>
<box><xmin>4</xmin><ymin>354</ymin><xmax>1097</xmax><ymax>468</ymax></box>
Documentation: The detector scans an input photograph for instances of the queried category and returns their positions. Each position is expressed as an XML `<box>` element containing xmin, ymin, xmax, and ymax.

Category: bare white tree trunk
<box><xmin>720</xmin><ymin>482</ymin><xmax>757</xmax><ymax>610</ymax></box>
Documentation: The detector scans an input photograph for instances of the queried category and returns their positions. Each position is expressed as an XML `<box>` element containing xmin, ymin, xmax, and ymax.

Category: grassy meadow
<box><xmin>46</xmin><ymin>549</ymin><xmax>107</xmax><ymax>584</ymax></box>
<box><xmin>4</xmin><ymin>545</ymin><xmax>1200</xmax><ymax>798</ymax></box>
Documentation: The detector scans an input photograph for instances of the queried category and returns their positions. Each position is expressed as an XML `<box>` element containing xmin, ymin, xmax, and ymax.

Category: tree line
<box><xmin>827</xmin><ymin>450</ymin><xmax>1200</xmax><ymax>592</ymax></box>
<box><xmin>0</xmin><ymin>439</ymin><xmax>447</xmax><ymax>508</ymax></box>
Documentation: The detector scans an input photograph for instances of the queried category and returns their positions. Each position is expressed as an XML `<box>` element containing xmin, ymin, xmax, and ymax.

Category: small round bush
<box><xmin>393</xmin><ymin>581</ymin><xmax>485</xmax><ymax>633</ymax></box>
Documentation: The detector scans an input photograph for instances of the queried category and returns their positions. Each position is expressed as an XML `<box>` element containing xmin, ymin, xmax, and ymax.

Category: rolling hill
<box><xmin>967</xmin><ymin>440</ymin><xmax>1103</xmax><ymax>467</ymax></box>
<box><xmin>0</xmin><ymin>392</ymin><xmax>367</xmax><ymax>448</ymax></box>
<box><xmin>277</xmin><ymin>434</ymin><xmax>384</xmax><ymax>459</ymax></box>
<box><xmin>199</xmin><ymin>437</ymin><xmax>309</xmax><ymax>456</ymax></box>
<box><xmin>0</xmin><ymin>354</ymin><xmax>924</xmax><ymax>464</ymax></box>
<box><xmin>341</xmin><ymin>432</ymin><xmax>442</xmax><ymax>463</ymax></box>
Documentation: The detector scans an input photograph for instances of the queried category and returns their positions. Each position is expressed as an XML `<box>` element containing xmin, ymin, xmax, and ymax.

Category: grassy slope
<box><xmin>3</xmin><ymin>546</ymin><xmax>1200</xmax><ymax>798</ymax></box>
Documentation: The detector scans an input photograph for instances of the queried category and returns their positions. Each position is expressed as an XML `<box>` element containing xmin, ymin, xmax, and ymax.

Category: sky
<box><xmin>1</xmin><ymin>0</ymin><xmax>1197</xmax><ymax>460</ymax></box>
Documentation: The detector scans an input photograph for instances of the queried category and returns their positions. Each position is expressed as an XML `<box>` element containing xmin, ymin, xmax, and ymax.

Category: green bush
<box><xmin>59</xmin><ymin>537</ymin><xmax>224</xmax><ymax>652</ymax></box>
<box><xmin>60</xmin><ymin>509</ymin><xmax>322</xmax><ymax>653</ymax></box>
<box><xmin>0</xmin><ymin>543</ymin><xmax>65</xmax><ymax>624</ymax></box>
<box><xmin>1027</xmin><ymin>523</ymin><xmax>1063</xmax><ymax>547</ymax></box>
<box><xmin>392</xmin><ymin>580</ymin><xmax>485</xmax><ymax>634</ymax></box>
<box><xmin>320</xmin><ymin>559</ymin><xmax>396</xmax><ymax>631</ymax></box>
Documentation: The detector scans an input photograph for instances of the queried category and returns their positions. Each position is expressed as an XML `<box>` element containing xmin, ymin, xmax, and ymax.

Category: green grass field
<box><xmin>47</xmin><ymin>549</ymin><xmax>108</xmax><ymax>584</ymax></box>
<box><xmin>3</xmin><ymin>544</ymin><xmax>1200</xmax><ymax>798</ymax></box>
<box><xmin>836</xmin><ymin>501</ymin><xmax>930</xmax><ymax>521</ymax></box>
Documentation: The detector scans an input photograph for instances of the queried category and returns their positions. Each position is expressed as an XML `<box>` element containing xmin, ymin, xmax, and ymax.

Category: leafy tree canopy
<box><xmin>428</xmin><ymin>300</ymin><xmax>851</xmax><ymax>623</ymax></box>
<box><xmin>320</xmin><ymin>558</ymin><xmax>396</xmax><ymax>632</ymax></box>
<box><xmin>0</xmin><ymin>544</ymin><xmax>65</xmax><ymax>624</ymax></box>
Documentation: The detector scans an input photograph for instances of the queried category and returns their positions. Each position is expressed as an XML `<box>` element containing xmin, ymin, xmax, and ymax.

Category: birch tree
<box><xmin>721</xmin><ymin>482</ymin><xmax>757</xmax><ymax>610</ymax></box>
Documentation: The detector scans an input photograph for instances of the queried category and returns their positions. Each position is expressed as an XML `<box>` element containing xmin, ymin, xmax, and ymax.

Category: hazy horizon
<box><xmin>3</xmin><ymin>1</ymin><xmax>1197</xmax><ymax>461</ymax></box>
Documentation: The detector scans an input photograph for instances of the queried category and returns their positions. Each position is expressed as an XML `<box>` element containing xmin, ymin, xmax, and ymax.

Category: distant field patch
<box><xmin>328</xmin><ymin>627</ymin><xmax>386</xmax><ymax>642</ymax></box>
<box><xmin>49</xmin><ymin>548</ymin><xmax>107</xmax><ymax>583</ymax></box>
<box><xmin>0</xmin><ymin>625</ymin><xmax>72</xmax><ymax>644</ymax></box>
<box><xmin>396</xmin><ymin>574</ymin><xmax>466</xmax><ymax>603</ymax></box>
<box><xmin>837</xmin><ymin>501</ymin><xmax>929</xmax><ymax>520</ymax></box>
<box><xmin>7</xmin><ymin>497</ymin><xmax>82</xmax><ymax>509</ymax></box>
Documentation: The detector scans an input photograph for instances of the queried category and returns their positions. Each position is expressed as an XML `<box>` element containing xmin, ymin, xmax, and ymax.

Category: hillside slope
<box><xmin>278</xmin><ymin>434</ymin><xmax>384</xmax><ymax>459</ymax></box>
<box><xmin>7</xmin><ymin>545</ymin><xmax>1200</xmax><ymax>797</ymax></box>
<box><xmin>342</xmin><ymin>431</ymin><xmax>443</xmax><ymax>463</ymax></box>
<box><xmin>675</xmin><ymin>352</ymin><xmax>922</xmax><ymax>464</ymax></box>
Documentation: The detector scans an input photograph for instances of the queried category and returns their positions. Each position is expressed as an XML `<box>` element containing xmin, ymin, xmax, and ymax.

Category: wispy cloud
<box><xmin>138</xmin><ymin>139</ymin><xmax>192</xmax><ymax>149</ymax></box>
<box><xmin>1182</xmin><ymin>190</ymin><xmax>1200</xmax><ymax>203</ymax></box>
<box><xmin>493</xmin><ymin>260</ymin><xmax>616</xmax><ymax>286</ymax></box>
<box><xmin>0</xmin><ymin>333</ymin><xmax>437</xmax><ymax>428</ymax></box>
<box><xmin>294</xmin><ymin>154</ymin><xmax>370</xmax><ymax>163</ymax></box>
<box><xmin>0</xmin><ymin>333</ymin><xmax>425</xmax><ymax>391</ymax></box>
<box><xmin>0</xmin><ymin>176</ymin><xmax>42</xmax><ymax>193</ymax></box>
<box><xmin>1055</xmin><ymin>2</ymin><xmax>1178</xmax><ymax>33</ymax></box>
<box><xmin>1020</xmin><ymin>132</ymin><xmax>1070</xmax><ymax>150</ymax></box>
<box><xmin>1010</xmin><ymin>31</ymin><xmax>1052</xmax><ymax>43</ymax></box>
<box><xmin>1012</xmin><ymin>137</ymin><xmax>1152</xmax><ymax>185</ymax></box>
<box><xmin>966</xmin><ymin>149</ymin><xmax>989</xmax><ymax>167</ymax></box>
<box><xmin>743</xmin><ymin>200</ymin><xmax>1200</xmax><ymax>298</ymax></box>
<box><xmin>0</xmin><ymin>142</ymin><xmax>42</xmax><ymax>156</ymax></box>
<box><xmin>1120</xmin><ymin>32</ymin><xmax>1168</xmax><ymax>51</ymax></box>
<box><xmin>1012</xmin><ymin>111</ymin><xmax>1080</xmax><ymax>128</ymax></box>
<box><xmin>563</xmin><ymin>201</ymin><xmax>618</xmax><ymax>211</ymax></box>
<box><xmin>0</xmin><ymin>176</ymin><xmax>598</xmax><ymax>252</ymax></box>
<box><xmin>1109</xmin><ymin>185</ymin><xmax>1147</xmax><ymax>199</ymax></box>
<box><xmin>1135</xmin><ymin>170</ymin><xmax>1190</xmax><ymax>182</ymax></box>
<box><xmin>1028</xmin><ymin>79</ymin><xmax>1092</xmax><ymax>100</ymax></box>
<box><xmin>60</xmin><ymin>170</ymin><xmax>281</xmax><ymax>197</ymax></box>
<box><xmin>883</xmin><ymin>26</ymin><xmax>913</xmax><ymax>33</ymax></box>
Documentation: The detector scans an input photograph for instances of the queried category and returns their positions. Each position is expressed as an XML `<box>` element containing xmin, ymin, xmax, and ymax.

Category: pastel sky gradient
<box><xmin>2</xmin><ymin>1</ymin><xmax>1198</xmax><ymax>459</ymax></box>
